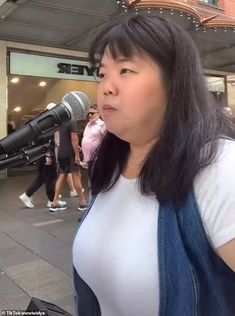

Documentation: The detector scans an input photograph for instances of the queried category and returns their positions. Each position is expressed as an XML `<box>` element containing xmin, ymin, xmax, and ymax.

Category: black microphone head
<box><xmin>62</xmin><ymin>91</ymin><xmax>90</xmax><ymax>120</ymax></box>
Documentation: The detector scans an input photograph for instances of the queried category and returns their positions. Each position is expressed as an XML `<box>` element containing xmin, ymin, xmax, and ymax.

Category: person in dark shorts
<box><xmin>50</xmin><ymin>120</ymin><xmax>87</xmax><ymax>212</ymax></box>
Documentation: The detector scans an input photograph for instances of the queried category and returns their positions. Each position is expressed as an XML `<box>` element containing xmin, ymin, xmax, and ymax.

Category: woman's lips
<box><xmin>102</xmin><ymin>105</ymin><xmax>117</xmax><ymax>115</ymax></box>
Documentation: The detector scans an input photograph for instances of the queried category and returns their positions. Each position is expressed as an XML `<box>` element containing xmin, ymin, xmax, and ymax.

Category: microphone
<box><xmin>0</xmin><ymin>91</ymin><xmax>90</xmax><ymax>154</ymax></box>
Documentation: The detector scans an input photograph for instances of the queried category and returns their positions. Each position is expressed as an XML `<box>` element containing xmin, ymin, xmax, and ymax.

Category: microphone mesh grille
<box><xmin>62</xmin><ymin>91</ymin><xmax>90</xmax><ymax>120</ymax></box>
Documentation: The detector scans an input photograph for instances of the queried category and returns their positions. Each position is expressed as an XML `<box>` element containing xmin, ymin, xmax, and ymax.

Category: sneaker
<box><xmin>49</xmin><ymin>203</ymin><xmax>67</xmax><ymax>212</ymax></box>
<box><xmin>47</xmin><ymin>200</ymin><xmax>66</xmax><ymax>208</ymax></box>
<box><xmin>70</xmin><ymin>191</ymin><xmax>78</xmax><ymax>198</ymax></box>
<box><xmin>57</xmin><ymin>200</ymin><xmax>67</xmax><ymax>207</ymax></box>
<box><xmin>19</xmin><ymin>193</ymin><xmax>34</xmax><ymax>208</ymax></box>
<box><xmin>47</xmin><ymin>200</ymin><xmax>52</xmax><ymax>208</ymax></box>
<box><xmin>78</xmin><ymin>204</ymin><xmax>88</xmax><ymax>211</ymax></box>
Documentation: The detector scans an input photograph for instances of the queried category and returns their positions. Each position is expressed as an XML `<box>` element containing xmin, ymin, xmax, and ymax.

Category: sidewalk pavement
<box><xmin>0</xmin><ymin>166</ymin><xmax>88</xmax><ymax>314</ymax></box>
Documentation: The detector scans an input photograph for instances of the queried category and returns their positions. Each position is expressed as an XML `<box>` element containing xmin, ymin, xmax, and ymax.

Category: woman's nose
<box><xmin>104</xmin><ymin>89</ymin><xmax>112</xmax><ymax>96</ymax></box>
<box><xmin>104</xmin><ymin>89</ymin><xmax>115</xmax><ymax>96</ymax></box>
<box><xmin>103</xmin><ymin>78</ymin><xmax>118</xmax><ymax>96</ymax></box>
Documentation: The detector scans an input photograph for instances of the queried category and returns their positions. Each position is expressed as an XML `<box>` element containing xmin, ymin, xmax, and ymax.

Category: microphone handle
<box><xmin>0</xmin><ymin>103</ymin><xmax>71</xmax><ymax>154</ymax></box>
<box><xmin>0</xmin><ymin>124</ymin><xmax>34</xmax><ymax>155</ymax></box>
<box><xmin>36</xmin><ymin>103</ymin><xmax>70</xmax><ymax>133</ymax></box>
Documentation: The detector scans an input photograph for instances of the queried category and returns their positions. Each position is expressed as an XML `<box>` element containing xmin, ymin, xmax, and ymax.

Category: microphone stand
<box><xmin>0</xmin><ymin>143</ymin><xmax>50</xmax><ymax>170</ymax></box>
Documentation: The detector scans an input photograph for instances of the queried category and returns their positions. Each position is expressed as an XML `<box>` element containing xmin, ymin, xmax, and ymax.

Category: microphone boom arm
<box><xmin>0</xmin><ymin>143</ymin><xmax>50</xmax><ymax>170</ymax></box>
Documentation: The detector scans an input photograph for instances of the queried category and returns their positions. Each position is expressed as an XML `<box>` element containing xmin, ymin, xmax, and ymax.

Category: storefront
<box><xmin>0</xmin><ymin>42</ymin><xmax>98</xmax><ymax>177</ymax></box>
<box><xmin>8</xmin><ymin>51</ymin><xmax>98</xmax><ymax>129</ymax></box>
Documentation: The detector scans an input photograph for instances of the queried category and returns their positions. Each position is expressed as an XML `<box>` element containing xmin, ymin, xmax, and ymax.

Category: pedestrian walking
<box><xmin>50</xmin><ymin>120</ymin><xmax>87</xmax><ymax>212</ymax></box>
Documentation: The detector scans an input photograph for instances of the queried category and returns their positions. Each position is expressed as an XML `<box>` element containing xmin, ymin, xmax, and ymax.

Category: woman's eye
<box><xmin>94</xmin><ymin>72</ymin><xmax>105</xmax><ymax>82</ymax></box>
<box><xmin>120</xmin><ymin>68</ymin><xmax>134</xmax><ymax>74</ymax></box>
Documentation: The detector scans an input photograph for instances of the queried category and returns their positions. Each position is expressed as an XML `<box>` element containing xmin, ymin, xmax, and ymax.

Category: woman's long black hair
<box><xmin>88</xmin><ymin>14</ymin><xmax>234</xmax><ymax>208</ymax></box>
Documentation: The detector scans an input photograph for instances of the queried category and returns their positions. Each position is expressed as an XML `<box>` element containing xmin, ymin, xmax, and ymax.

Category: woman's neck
<box><xmin>122</xmin><ymin>138</ymin><xmax>157</xmax><ymax>179</ymax></box>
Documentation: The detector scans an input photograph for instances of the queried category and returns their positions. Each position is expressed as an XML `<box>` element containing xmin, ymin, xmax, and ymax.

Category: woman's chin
<box><xmin>106</xmin><ymin>125</ymin><xmax>128</xmax><ymax>141</ymax></box>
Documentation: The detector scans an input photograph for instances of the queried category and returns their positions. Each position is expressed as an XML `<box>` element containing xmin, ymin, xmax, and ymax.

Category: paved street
<box><xmin>0</xmin><ymin>166</ymin><xmax>88</xmax><ymax>314</ymax></box>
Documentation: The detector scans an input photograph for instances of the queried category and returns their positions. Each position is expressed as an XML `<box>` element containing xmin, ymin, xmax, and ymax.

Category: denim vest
<box><xmin>73</xmin><ymin>191</ymin><xmax>235</xmax><ymax>316</ymax></box>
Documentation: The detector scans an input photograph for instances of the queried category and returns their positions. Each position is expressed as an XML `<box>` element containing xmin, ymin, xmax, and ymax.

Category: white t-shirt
<box><xmin>73</xmin><ymin>139</ymin><xmax>235</xmax><ymax>316</ymax></box>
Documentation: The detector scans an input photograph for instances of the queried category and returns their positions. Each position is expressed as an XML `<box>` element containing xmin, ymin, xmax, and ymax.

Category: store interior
<box><xmin>7</xmin><ymin>75</ymin><xmax>98</xmax><ymax>131</ymax></box>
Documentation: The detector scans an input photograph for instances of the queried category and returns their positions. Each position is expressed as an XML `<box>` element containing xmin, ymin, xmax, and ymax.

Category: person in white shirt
<box><xmin>73</xmin><ymin>14</ymin><xmax>235</xmax><ymax>316</ymax></box>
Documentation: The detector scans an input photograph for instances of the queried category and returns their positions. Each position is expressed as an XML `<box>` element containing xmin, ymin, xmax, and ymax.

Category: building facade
<box><xmin>152</xmin><ymin>0</ymin><xmax>235</xmax><ymax>15</ymax></box>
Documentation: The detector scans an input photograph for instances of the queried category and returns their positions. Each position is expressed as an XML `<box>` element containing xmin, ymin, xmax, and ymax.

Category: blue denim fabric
<box><xmin>158</xmin><ymin>200</ymin><xmax>196</xmax><ymax>316</ymax></box>
<box><xmin>177</xmin><ymin>191</ymin><xmax>235</xmax><ymax>315</ymax></box>
<box><xmin>73</xmin><ymin>191</ymin><xmax>235</xmax><ymax>316</ymax></box>
<box><xmin>73</xmin><ymin>267</ymin><xmax>101</xmax><ymax>316</ymax></box>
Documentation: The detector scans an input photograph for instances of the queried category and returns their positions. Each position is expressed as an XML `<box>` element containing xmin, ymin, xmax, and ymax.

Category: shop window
<box><xmin>205</xmin><ymin>76</ymin><xmax>226</xmax><ymax>106</ymax></box>
<box><xmin>199</xmin><ymin>0</ymin><xmax>219</xmax><ymax>6</ymax></box>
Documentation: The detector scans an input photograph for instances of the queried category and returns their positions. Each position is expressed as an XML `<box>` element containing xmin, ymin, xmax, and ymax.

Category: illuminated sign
<box><xmin>10</xmin><ymin>52</ymin><xmax>97</xmax><ymax>81</ymax></box>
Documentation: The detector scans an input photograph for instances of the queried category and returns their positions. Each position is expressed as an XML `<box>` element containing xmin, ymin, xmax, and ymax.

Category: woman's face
<box><xmin>97</xmin><ymin>48</ymin><xmax>168</xmax><ymax>145</ymax></box>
